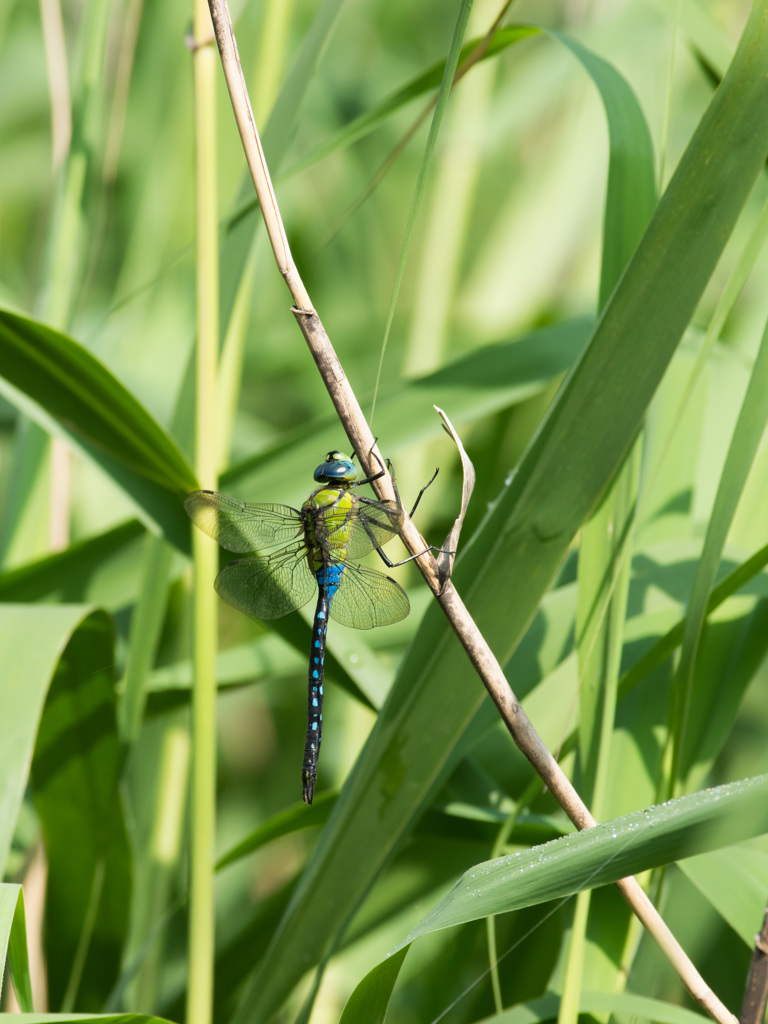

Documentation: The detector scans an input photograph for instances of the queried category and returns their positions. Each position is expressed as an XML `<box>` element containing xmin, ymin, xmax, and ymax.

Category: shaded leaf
<box><xmin>0</xmin><ymin>605</ymin><xmax>116</xmax><ymax>877</ymax></box>
<box><xmin>339</xmin><ymin>945</ymin><xmax>409</xmax><ymax>1024</ymax></box>
<box><xmin>31</xmin><ymin>612</ymin><xmax>131</xmax><ymax>1011</ymax></box>
<box><xmin>681</xmin><ymin>845</ymin><xmax>768</xmax><ymax>947</ymax></box>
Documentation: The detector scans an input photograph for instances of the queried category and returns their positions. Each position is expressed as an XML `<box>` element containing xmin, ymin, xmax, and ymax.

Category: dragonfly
<box><xmin>185</xmin><ymin>449</ymin><xmax>434</xmax><ymax>804</ymax></box>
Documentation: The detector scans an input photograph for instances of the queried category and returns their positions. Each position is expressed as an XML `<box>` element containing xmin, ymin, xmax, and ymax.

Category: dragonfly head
<box><xmin>314</xmin><ymin>451</ymin><xmax>358</xmax><ymax>485</ymax></box>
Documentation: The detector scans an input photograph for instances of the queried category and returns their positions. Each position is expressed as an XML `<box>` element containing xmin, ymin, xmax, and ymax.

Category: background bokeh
<box><xmin>2</xmin><ymin>1</ymin><xmax>768</xmax><ymax>1022</ymax></box>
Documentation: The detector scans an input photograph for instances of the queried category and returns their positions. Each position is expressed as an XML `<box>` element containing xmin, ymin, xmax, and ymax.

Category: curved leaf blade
<box><xmin>0</xmin><ymin>309</ymin><xmax>196</xmax><ymax>549</ymax></box>
<box><xmin>399</xmin><ymin>776</ymin><xmax>768</xmax><ymax>943</ymax></box>
<box><xmin>339</xmin><ymin>945</ymin><xmax>409</xmax><ymax>1024</ymax></box>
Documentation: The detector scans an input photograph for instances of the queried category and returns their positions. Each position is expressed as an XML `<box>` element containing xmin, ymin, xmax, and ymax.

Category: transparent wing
<box><xmin>185</xmin><ymin>490</ymin><xmax>303</xmax><ymax>553</ymax></box>
<box><xmin>328</xmin><ymin>559</ymin><xmax>409</xmax><ymax>629</ymax></box>
<box><xmin>315</xmin><ymin>498</ymin><xmax>403</xmax><ymax>561</ymax></box>
<box><xmin>214</xmin><ymin>544</ymin><xmax>317</xmax><ymax>619</ymax></box>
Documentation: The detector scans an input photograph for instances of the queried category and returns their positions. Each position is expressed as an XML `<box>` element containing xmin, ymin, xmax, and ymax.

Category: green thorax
<box><xmin>303</xmin><ymin>451</ymin><xmax>359</xmax><ymax>572</ymax></box>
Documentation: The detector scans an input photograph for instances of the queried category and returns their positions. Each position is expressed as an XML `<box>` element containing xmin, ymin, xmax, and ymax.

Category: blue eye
<box><xmin>313</xmin><ymin>451</ymin><xmax>357</xmax><ymax>483</ymax></box>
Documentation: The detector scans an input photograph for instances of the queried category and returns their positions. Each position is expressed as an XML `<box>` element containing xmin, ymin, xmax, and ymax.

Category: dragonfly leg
<box><xmin>355</xmin><ymin>456</ymin><xmax>438</xmax><ymax>520</ymax></box>
<box><xmin>408</xmin><ymin>467</ymin><xmax>439</xmax><ymax>518</ymax></box>
<box><xmin>380</xmin><ymin>458</ymin><xmax>439</xmax><ymax>519</ymax></box>
<box><xmin>367</xmin><ymin>471</ymin><xmax>455</xmax><ymax>566</ymax></box>
<box><xmin>357</xmin><ymin>459</ymin><xmax>447</xmax><ymax>567</ymax></box>
<box><xmin>354</xmin><ymin>444</ymin><xmax>388</xmax><ymax>488</ymax></box>
<box><xmin>373</xmin><ymin>544</ymin><xmax>449</xmax><ymax>569</ymax></box>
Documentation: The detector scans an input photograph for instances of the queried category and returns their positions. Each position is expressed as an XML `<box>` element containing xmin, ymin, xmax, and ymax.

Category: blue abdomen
<box><xmin>317</xmin><ymin>562</ymin><xmax>345</xmax><ymax>600</ymax></box>
<box><xmin>302</xmin><ymin>565</ymin><xmax>346</xmax><ymax>804</ymax></box>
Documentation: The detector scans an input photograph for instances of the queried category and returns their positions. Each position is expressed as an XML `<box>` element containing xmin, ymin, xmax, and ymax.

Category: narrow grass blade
<box><xmin>370</xmin><ymin>0</ymin><xmax>473</xmax><ymax>420</ymax></box>
<box><xmin>649</xmin><ymin>0</ymin><xmax>733</xmax><ymax>80</ymax></box>
<box><xmin>216</xmin><ymin>791</ymin><xmax>337</xmax><ymax>870</ymax></box>
<box><xmin>562</xmin><ymin>22</ymin><xmax>656</xmax><ymax>1013</ymax></box>
<box><xmin>283</xmin><ymin>26</ymin><xmax>538</xmax><ymax>177</ymax></box>
<box><xmin>118</xmin><ymin>534</ymin><xmax>176</xmax><ymax>746</ymax></box>
<box><xmin>0</xmin><ymin>884</ymin><xmax>33</xmax><ymax>1011</ymax></box>
<box><xmin>567</xmin><ymin>2</ymin><xmax>656</xmax><ymax>804</ymax></box>
<box><xmin>672</xmin><ymin>311</ymin><xmax>768</xmax><ymax>785</ymax></box>
<box><xmin>549</xmin><ymin>30</ymin><xmax>656</xmax><ymax>307</ymax></box>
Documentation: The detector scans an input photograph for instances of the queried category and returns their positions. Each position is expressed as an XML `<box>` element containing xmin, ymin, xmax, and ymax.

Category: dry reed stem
<box><xmin>740</xmin><ymin>902</ymin><xmax>768</xmax><ymax>1024</ymax></box>
<box><xmin>204</xmin><ymin>3</ymin><xmax>737</xmax><ymax>1021</ymax></box>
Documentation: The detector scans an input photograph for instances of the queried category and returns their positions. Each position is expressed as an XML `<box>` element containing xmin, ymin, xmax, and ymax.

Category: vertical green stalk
<box><xmin>118</xmin><ymin>536</ymin><xmax>176</xmax><ymax>747</ymax></box>
<box><xmin>187</xmin><ymin>3</ymin><xmax>219</xmax><ymax>1022</ymax></box>
<box><xmin>667</xmin><ymin>304</ymin><xmax>768</xmax><ymax>796</ymax></box>
<box><xmin>133</xmin><ymin>724</ymin><xmax>191</xmax><ymax>1011</ymax></box>
<box><xmin>558</xmin><ymin>448</ymin><xmax>637</xmax><ymax>1024</ymax></box>
<box><xmin>557</xmin><ymin>27</ymin><xmax>655</xmax><ymax>1007</ymax></box>
<box><xmin>252</xmin><ymin>0</ymin><xmax>294</xmax><ymax>124</ymax></box>
<box><xmin>487</xmin><ymin>775</ymin><xmax>541</xmax><ymax>1013</ymax></box>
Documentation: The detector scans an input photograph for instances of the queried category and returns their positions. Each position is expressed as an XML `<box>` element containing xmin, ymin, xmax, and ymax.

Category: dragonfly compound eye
<box><xmin>314</xmin><ymin>454</ymin><xmax>357</xmax><ymax>484</ymax></box>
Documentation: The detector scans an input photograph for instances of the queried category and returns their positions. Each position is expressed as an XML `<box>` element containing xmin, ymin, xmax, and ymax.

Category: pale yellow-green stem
<box><xmin>487</xmin><ymin>775</ymin><xmax>541</xmax><ymax>1013</ymax></box>
<box><xmin>134</xmin><ymin>725</ymin><xmax>191</xmax><ymax>1011</ymax></box>
<box><xmin>252</xmin><ymin>0</ymin><xmax>294</xmax><ymax>124</ymax></box>
<box><xmin>186</xmin><ymin>2</ymin><xmax>220</xmax><ymax>1023</ymax></box>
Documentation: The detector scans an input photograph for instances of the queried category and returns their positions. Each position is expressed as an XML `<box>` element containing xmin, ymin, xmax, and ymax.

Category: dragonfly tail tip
<box><xmin>302</xmin><ymin>770</ymin><xmax>316</xmax><ymax>805</ymax></box>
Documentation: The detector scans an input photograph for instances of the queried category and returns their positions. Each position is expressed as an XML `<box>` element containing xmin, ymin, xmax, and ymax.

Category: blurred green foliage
<box><xmin>2</xmin><ymin>1</ymin><xmax>768</xmax><ymax>1023</ymax></box>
